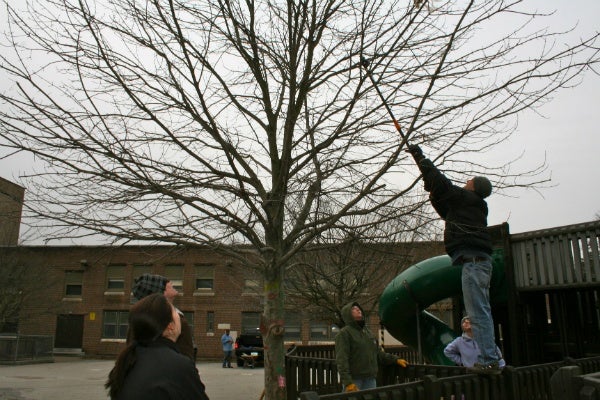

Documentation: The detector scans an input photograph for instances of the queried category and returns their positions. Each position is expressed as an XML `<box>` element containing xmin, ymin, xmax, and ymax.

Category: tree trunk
<box><xmin>262</xmin><ymin>263</ymin><xmax>286</xmax><ymax>400</ymax></box>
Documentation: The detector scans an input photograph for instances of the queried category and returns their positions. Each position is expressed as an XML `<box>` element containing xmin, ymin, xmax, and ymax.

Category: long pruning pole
<box><xmin>360</xmin><ymin>57</ymin><xmax>408</xmax><ymax>144</ymax></box>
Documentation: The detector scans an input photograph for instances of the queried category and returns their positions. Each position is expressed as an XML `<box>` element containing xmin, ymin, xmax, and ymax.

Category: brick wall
<box><xmin>5</xmin><ymin>241</ymin><xmax>444</xmax><ymax>359</ymax></box>
<box><xmin>0</xmin><ymin>177</ymin><xmax>25</xmax><ymax>246</ymax></box>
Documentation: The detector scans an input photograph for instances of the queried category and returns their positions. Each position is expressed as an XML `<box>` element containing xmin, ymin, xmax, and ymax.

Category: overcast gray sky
<box><xmin>1</xmin><ymin>0</ymin><xmax>598</xmax><ymax>240</ymax></box>
<box><xmin>484</xmin><ymin>0</ymin><xmax>600</xmax><ymax>232</ymax></box>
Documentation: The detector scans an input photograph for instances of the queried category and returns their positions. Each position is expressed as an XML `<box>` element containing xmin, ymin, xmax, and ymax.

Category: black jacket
<box><xmin>415</xmin><ymin>157</ymin><xmax>492</xmax><ymax>257</ymax></box>
<box><xmin>115</xmin><ymin>337</ymin><xmax>208</xmax><ymax>400</ymax></box>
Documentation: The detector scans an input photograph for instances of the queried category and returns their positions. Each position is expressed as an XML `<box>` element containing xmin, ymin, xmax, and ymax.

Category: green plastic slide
<box><xmin>378</xmin><ymin>250</ymin><xmax>506</xmax><ymax>365</ymax></box>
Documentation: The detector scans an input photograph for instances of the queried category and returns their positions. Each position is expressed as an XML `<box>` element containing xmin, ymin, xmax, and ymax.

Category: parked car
<box><xmin>234</xmin><ymin>331</ymin><xmax>264</xmax><ymax>367</ymax></box>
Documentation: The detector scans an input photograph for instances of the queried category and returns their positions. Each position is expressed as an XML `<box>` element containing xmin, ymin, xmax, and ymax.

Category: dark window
<box><xmin>132</xmin><ymin>265</ymin><xmax>152</xmax><ymax>280</ymax></box>
<box><xmin>65</xmin><ymin>271</ymin><xmax>83</xmax><ymax>297</ymax></box>
<box><xmin>65</xmin><ymin>284</ymin><xmax>82</xmax><ymax>296</ymax></box>
<box><xmin>103</xmin><ymin>311</ymin><xmax>129</xmax><ymax>339</ymax></box>
<box><xmin>164</xmin><ymin>265</ymin><xmax>184</xmax><ymax>292</ymax></box>
<box><xmin>195</xmin><ymin>264</ymin><xmax>214</xmax><ymax>291</ymax></box>
<box><xmin>106</xmin><ymin>265</ymin><xmax>125</xmax><ymax>291</ymax></box>
<box><xmin>241</xmin><ymin>312</ymin><xmax>261</xmax><ymax>334</ymax></box>
<box><xmin>243</xmin><ymin>279</ymin><xmax>261</xmax><ymax>294</ymax></box>
<box><xmin>284</xmin><ymin>312</ymin><xmax>302</xmax><ymax>341</ymax></box>
<box><xmin>207</xmin><ymin>312</ymin><xmax>214</xmax><ymax>333</ymax></box>
<box><xmin>309</xmin><ymin>321</ymin><xmax>339</xmax><ymax>341</ymax></box>
<box><xmin>182</xmin><ymin>311</ymin><xmax>194</xmax><ymax>331</ymax></box>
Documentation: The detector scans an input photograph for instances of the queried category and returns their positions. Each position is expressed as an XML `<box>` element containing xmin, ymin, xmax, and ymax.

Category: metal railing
<box><xmin>0</xmin><ymin>334</ymin><xmax>54</xmax><ymax>364</ymax></box>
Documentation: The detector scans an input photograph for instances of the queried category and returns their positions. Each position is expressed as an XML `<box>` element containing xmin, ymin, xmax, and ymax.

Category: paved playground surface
<box><xmin>0</xmin><ymin>357</ymin><xmax>264</xmax><ymax>400</ymax></box>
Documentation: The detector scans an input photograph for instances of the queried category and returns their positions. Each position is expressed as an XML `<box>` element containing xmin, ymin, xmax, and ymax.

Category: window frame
<box><xmin>102</xmin><ymin>310</ymin><xmax>129</xmax><ymax>340</ymax></box>
<box><xmin>64</xmin><ymin>270</ymin><xmax>83</xmax><ymax>298</ymax></box>
<box><xmin>105</xmin><ymin>264</ymin><xmax>126</xmax><ymax>293</ymax></box>
<box><xmin>194</xmin><ymin>264</ymin><xmax>214</xmax><ymax>292</ymax></box>
<box><xmin>164</xmin><ymin>264</ymin><xmax>184</xmax><ymax>292</ymax></box>
<box><xmin>241</xmin><ymin>312</ymin><xmax>261</xmax><ymax>334</ymax></box>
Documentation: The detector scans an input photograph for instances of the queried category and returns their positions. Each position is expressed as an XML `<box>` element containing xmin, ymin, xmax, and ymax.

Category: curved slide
<box><xmin>378</xmin><ymin>250</ymin><xmax>507</xmax><ymax>365</ymax></box>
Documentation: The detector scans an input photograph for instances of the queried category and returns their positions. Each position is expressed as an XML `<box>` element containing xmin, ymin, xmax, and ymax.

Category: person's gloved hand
<box><xmin>345</xmin><ymin>383</ymin><xmax>359</xmax><ymax>392</ymax></box>
<box><xmin>396</xmin><ymin>358</ymin><xmax>408</xmax><ymax>367</ymax></box>
<box><xmin>406</xmin><ymin>144</ymin><xmax>424</xmax><ymax>160</ymax></box>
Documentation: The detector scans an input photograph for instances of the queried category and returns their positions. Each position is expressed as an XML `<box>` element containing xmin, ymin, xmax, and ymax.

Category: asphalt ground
<box><xmin>0</xmin><ymin>357</ymin><xmax>264</xmax><ymax>400</ymax></box>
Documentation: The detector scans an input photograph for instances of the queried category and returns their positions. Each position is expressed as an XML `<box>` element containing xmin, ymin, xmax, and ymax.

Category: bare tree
<box><xmin>0</xmin><ymin>247</ymin><xmax>61</xmax><ymax>333</ymax></box>
<box><xmin>0</xmin><ymin>1</ymin><xmax>598</xmax><ymax>398</ymax></box>
<box><xmin>285</xmin><ymin>212</ymin><xmax>442</xmax><ymax>329</ymax></box>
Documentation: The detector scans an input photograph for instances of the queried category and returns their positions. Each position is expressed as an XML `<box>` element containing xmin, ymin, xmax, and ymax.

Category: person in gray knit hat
<box><xmin>132</xmin><ymin>274</ymin><xmax>169</xmax><ymax>301</ymax></box>
<box><xmin>130</xmin><ymin>274</ymin><xmax>197</xmax><ymax>362</ymax></box>
<box><xmin>472</xmin><ymin>176</ymin><xmax>492</xmax><ymax>199</ymax></box>
<box><xmin>407</xmin><ymin>144</ymin><xmax>501</xmax><ymax>375</ymax></box>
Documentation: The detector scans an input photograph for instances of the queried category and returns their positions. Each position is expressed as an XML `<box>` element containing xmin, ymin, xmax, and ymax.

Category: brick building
<box><xmin>0</xmin><ymin>176</ymin><xmax>444</xmax><ymax>359</ymax></box>
<box><xmin>0</xmin><ymin>177</ymin><xmax>25</xmax><ymax>246</ymax></box>
<box><xmin>3</xmin><ymin>241</ymin><xmax>443</xmax><ymax>359</ymax></box>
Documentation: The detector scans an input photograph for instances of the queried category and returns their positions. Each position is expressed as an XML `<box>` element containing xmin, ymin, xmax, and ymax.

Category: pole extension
<box><xmin>360</xmin><ymin>57</ymin><xmax>408</xmax><ymax>143</ymax></box>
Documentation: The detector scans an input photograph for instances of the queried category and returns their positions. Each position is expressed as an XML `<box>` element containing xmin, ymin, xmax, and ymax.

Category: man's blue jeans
<box><xmin>461</xmin><ymin>257</ymin><xmax>499</xmax><ymax>366</ymax></box>
<box><xmin>222</xmin><ymin>350</ymin><xmax>232</xmax><ymax>367</ymax></box>
<box><xmin>343</xmin><ymin>377</ymin><xmax>376</xmax><ymax>391</ymax></box>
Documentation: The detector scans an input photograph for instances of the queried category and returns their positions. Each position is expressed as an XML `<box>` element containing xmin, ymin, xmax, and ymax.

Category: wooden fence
<box><xmin>287</xmin><ymin>354</ymin><xmax>600</xmax><ymax>400</ymax></box>
<box><xmin>510</xmin><ymin>220</ymin><xmax>600</xmax><ymax>289</ymax></box>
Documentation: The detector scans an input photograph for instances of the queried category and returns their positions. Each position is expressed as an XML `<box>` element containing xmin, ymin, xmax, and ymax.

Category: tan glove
<box><xmin>396</xmin><ymin>358</ymin><xmax>408</xmax><ymax>367</ymax></box>
<box><xmin>345</xmin><ymin>383</ymin><xmax>359</xmax><ymax>392</ymax></box>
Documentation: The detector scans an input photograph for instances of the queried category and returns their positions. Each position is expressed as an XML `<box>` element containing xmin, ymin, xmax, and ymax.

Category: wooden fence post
<box><xmin>550</xmin><ymin>365</ymin><xmax>582</xmax><ymax>400</ymax></box>
<box><xmin>298</xmin><ymin>392</ymin><xmax>321</xmax><ymax>400</ymax></box>
<box><xmin>503</xmin><ymin>366</ymin><xmax>519</xmax><ymax>400</ymax></box>
<box><xmin>423</xmin><ymin>374</ymin><xmax>440</xmax><ymax>400</ymax></box>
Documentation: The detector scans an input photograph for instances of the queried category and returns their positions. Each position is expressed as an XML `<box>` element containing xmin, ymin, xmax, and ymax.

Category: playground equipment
<box><xmin>379</xmin><ymin>221</ymin><xmax>600</xmax><ymax>366</ymax></box>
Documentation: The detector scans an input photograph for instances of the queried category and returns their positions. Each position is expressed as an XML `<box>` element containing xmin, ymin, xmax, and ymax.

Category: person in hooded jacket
<box><xmin>335</xmin><ymin>302</ymin><xmax>408</xmax><ymax>392</ymax></box>
<box><xmin>105</xmin><ymin>293</ymin><xmax>209</xmax><ymax>400</ymax></box>
<box><xmin>407</xmin><ymin>144</ymin><xmax>501</xmax><ymax>375</ymax></box>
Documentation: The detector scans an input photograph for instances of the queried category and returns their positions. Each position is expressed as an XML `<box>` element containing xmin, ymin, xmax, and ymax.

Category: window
<box><xmin>309</xmin><ymin>321</ymin><xmax>339</xmax><ymax>341</ymax></box>
<box><xmin>132</xmin><ymin>264</ymin><xmax>152</xmax><ymax>281</ymax></box>
<box><xmin>164</xmin><ymin>265</ymin><xmax>184</xmax><ymax>292</ymax></box>
<box><xmin>243</xmin><ymin>278</ymin><xmax>261</xmax><ymax>295</ymax></box>
<box><xmin>65</xmin><ymin>271</ymin><xmax>83</xmax><ymax>297</ymax></box>
<box><xmin>241</xmin><ymin>312</ymin><xmax>261</xmax><ymax>334</ymax></box>
<box><xmin>207</xmin><ymin>311</ymin><xmax>214</xmax><ymax>333</ymax></box>
<box><xmin>195</xmin><ymin>264</ymin><xmax>214</xmax><ymax>291</ymax></box>
<box><xmin>103</xmin><ymin>310</ymin><xmax>129</xmax><ymax>339</ymax></box>
<box><xmin>105</xmin><ymin>265</ymin><xmax>125</xmax><ymax>293</ymax></box>
<box><xmin>284</xmin><ymin>312</ymin><xmax>302</xmax><ymax>341</ymax></box>
<box><xmin>182</xmin><ymin>311</ymin><xmax>194</xmax><ymax>332</ymax></box>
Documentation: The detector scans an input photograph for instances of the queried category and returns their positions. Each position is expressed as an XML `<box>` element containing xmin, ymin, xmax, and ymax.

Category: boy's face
<box><xmin>462</xmin><ymin>318</ymin><xmax>472</xmax><ymax>332</ymax></box>
<box><xmin>351</xmin><ymin>305</ymin><xmax>363</xmax><ymax>321</ymax></box>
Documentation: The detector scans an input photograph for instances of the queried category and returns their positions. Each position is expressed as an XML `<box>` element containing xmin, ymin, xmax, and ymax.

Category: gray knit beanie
<box><xmin>472</xmin><ymin>176</ymin><xmax>492</xmax><ymax>198</ymax></box>
<box><xmin>132</xmin><ymin>274</ymin><xmax>168</xmax><ymax>301</ymax></box>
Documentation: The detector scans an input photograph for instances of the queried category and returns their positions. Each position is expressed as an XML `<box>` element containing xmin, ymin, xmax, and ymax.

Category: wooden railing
<box><xmin>510</xmin><ymin>220</ymin><xmax>600</xmax><ymax>289</ymax></box>
<box><xmin>286</xmin><ymin>349</ymin><xmax>600</xmax><ymax>400</ymax></box>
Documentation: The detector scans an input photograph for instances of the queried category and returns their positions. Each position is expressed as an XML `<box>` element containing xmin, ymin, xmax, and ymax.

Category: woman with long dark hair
<box><xmin>105</xmin><ymin>293</ymin><xmax>209</xmax><ymax>399</ymax></box>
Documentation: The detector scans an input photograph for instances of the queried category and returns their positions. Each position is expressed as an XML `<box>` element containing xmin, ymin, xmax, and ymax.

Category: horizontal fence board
<box><xmin>511</xmin><ymin>221</ymin><xmax>600</xmax><ymax>289</ymax></box>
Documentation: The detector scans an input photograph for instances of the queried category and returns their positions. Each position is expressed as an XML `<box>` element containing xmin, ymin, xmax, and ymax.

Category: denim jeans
<box><xmin>461</xmin><ymin>257</ymin><xmax>499</xmax><ymax>366</ymax></box>
<box><xmin>222</xmin><ymin>350</ymin><xmax>232</xmax><ymax>367</ymax></box>
<box><xmin>343</xmin><ymin>377</ymin><xmax>377</xmax><ymax>391</ymax></box>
